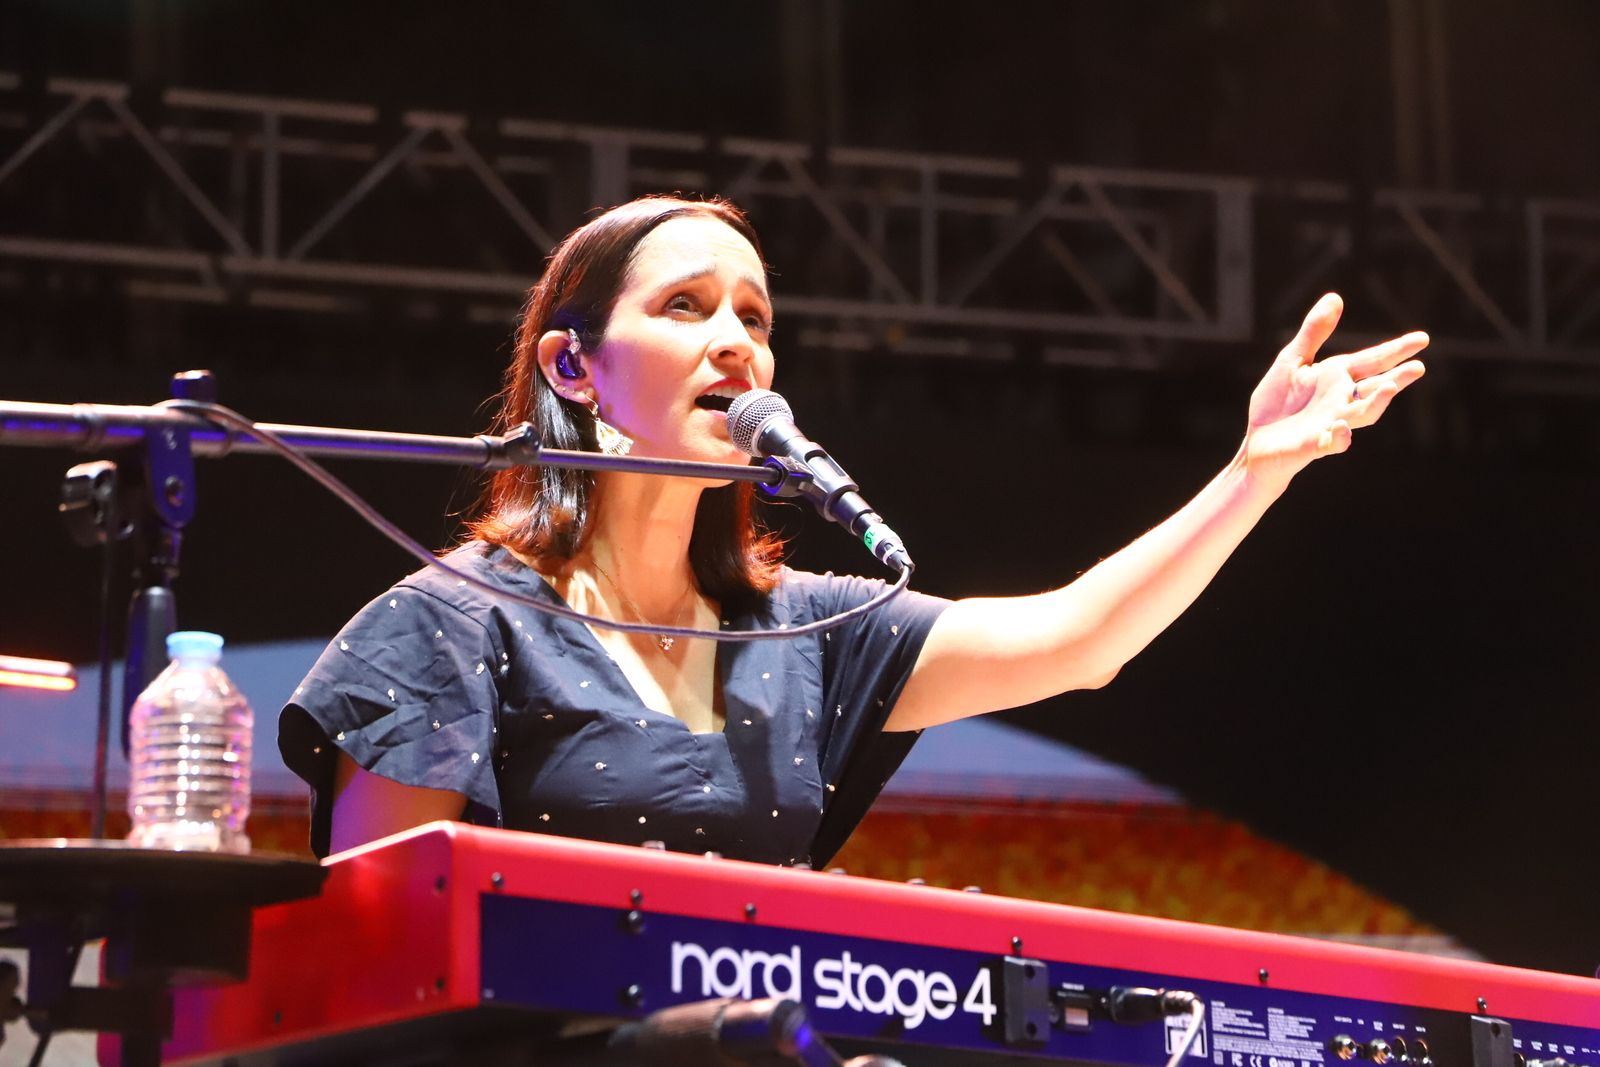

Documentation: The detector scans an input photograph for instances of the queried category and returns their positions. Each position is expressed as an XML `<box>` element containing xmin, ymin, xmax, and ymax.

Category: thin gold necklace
<box><xmin>587</xmin><ymin>559</ymin><xmax>697</xmax><ymax>653</ymax></box>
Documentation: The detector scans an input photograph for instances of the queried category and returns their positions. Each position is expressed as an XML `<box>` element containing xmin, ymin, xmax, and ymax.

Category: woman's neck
<box><xmin>582</xmin><ymin>472</ymin><xmax>704</xmax><ymax>615</ymax></box>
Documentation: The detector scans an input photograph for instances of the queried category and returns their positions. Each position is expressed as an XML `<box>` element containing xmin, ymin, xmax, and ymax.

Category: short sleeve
<box><xmin>278</xmin><ymin>585</ymin><xmax>504</xmax><ymax>857</ymax></box>
<box><xmin>804</xmin><ymin>573</ymin><xmax>950</xmax><ymax>866</ymax></box>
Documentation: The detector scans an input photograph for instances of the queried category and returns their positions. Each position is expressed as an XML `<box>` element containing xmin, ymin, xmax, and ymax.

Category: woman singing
<box><xmin>280</xmin><ymin>195</ymin><xmax>1427</xmax><ymax>863</ymax></box>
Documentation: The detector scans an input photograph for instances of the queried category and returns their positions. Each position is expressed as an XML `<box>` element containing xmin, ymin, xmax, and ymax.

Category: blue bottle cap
<box><xmin>166</xmin><ymin>630</ymin><xmax>225</xmax><ymax>662</ymax></box>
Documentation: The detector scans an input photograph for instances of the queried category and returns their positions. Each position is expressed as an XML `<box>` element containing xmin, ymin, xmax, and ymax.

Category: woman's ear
<box><xmin>535</xmin><ymin>328</ymin><xmax>593</xmax><ymax>405</ymax></box>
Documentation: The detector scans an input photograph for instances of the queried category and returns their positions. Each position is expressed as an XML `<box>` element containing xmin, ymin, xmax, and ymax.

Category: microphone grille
<box><xmin>727</xmin><ymin>389</ymin><xmax>791</xmax><ymax>457</ymax></box>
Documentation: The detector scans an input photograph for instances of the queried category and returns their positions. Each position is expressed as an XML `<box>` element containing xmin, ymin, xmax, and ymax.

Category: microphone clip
<box><xmin>757</xmin><ymin>456</ymin><xmax>824</xmax><ymax>501</ymax></box>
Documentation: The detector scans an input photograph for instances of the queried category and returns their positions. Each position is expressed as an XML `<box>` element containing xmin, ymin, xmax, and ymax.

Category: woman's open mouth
<box><xmin>694</xmin><ymin>380</ymin><xmax>748</xmax><ymax>413</ymax></box>
<box><xmin>694</xmin><ymin>394</ymin><xmax>734</xmax><ymax>413</ymax></box>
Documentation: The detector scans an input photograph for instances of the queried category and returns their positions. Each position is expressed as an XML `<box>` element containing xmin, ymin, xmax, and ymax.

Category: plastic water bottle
<box><xmin>126</xmin><ymin>631</ymin><xmax>252</xmax><ymax>853</ymax></box>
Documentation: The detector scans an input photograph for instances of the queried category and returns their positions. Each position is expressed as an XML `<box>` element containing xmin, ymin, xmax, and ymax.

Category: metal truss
<box><xmin>1264</xmin><ymin>182</ymin><xmax>1600</xmax><ymax>369</ymax></box>
<box><xmin>2</xmin><ymin>72</ymin><xmax>1598</xmax><ymax>373</ymax></box>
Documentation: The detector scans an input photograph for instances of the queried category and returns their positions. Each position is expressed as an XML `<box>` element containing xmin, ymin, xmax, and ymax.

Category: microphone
<box><xmin>727</xmin><ymin>389</ymin><xmax>913</xmax><ymax>574</ymax></box>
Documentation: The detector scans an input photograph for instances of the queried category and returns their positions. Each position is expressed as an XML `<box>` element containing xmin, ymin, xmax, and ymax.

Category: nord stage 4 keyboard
<box><xmin>163</xmin><ymin>823</ymin><xmax>1600</xmax><ymax>1066</ymax></box>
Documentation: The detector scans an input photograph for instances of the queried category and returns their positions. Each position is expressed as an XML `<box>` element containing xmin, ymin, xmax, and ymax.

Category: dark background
<box><xmin>3</xmin><ymin>1</ymin><xmax>1599</xmax><ymax>975</ymax></box>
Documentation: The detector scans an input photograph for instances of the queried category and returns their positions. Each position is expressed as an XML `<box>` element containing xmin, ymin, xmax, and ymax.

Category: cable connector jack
<box><xmin>1097</xmin><ymin>986</ymin><xmax>1206</xmax><ymax>1067</ymax></box>
<box><xmin>1103</xmin><ymin>986</ymin><xmax>1202</xmax><ymax>1024</ymax></box>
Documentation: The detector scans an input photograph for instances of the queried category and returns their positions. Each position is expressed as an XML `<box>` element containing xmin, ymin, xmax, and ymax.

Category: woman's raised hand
<box><xmin>1242</xmin><ymin>293</ymin><xmax>1428</xmax><ymax>490</ymax></box>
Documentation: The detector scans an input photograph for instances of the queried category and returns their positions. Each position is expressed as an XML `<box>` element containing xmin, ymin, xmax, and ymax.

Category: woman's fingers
<box><xmin>1316</xmin><ymin>419</ymin><xmax>1354</xmax><ymax>454</ymax></box>
<box><xmin>1347</xmin><ymin>359</ymin><xmax>1426</xmax><ymax>427</ymax></box>
<box><xmin>1344</xmin><ymin>330</ymin><xmax>1431</xmax><ymax>377</ymax></box>
<box><xmin>1250</xmin><ymin>299</ymin><xmax>1427</xmax><ymax>471</ymax></box>
<box><xmin>1280</xmin><ymin>293</ymin><xmax>1345</xmax><ymax>368</ymax></box>
<box><xmin>1348</xmin><ymin>381</ymin><xmax>1400</xmax><ymax>428</ymax></box>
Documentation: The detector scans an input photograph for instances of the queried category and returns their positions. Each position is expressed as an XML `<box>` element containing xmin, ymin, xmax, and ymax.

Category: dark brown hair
<box><xmin>468</xmin><ymin>195</ymin><xmax>784</xmax><ymax>606</ymax></box>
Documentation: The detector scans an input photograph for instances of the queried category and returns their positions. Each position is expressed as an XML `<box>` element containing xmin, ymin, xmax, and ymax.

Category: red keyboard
<box><xmin>164</xmin><ymin>823</ymin><xmax>1600</xmax><ymax>1066</ymax></box>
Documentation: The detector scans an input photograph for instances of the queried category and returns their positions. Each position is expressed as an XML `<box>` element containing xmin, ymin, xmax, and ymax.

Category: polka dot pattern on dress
<box><xmin>284</xmin><ymin>543</ymin><xmax>949</xmax><ymax>866</ymax></box>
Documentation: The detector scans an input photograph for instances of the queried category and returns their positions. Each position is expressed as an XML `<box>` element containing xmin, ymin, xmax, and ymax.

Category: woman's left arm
<box><xmin>887</xmin><ymin>293</ymin><xmax>1428</xmax><ymax>732</ymax></box>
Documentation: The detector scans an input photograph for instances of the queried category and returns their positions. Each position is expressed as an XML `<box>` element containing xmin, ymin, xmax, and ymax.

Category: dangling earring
<box><xmin>587</xmin><ymin>396</ymin><xmax>634</xmax><ymax>457</ymax></box>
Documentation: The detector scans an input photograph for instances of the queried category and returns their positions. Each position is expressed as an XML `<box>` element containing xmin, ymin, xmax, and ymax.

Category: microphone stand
<box><xmin>2</xmin><ymin>371</ymin><xmax>816</xmax><ymax>837</ymax></box>
<box><xmin>3</xmin><ymin>373</ymin><xmax>849</xmax><ymax>1067</ymax></box>
<box><xmin>1</xmin><ymin>393</ymin><xmax>799</xmax><ymax>478</ymax></box>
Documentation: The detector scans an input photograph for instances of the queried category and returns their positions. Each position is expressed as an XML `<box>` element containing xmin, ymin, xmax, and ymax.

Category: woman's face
<box><xmin>588</xmin><ymin>215</ymin><xmax>776</xmax><ymax>465</ymax></box>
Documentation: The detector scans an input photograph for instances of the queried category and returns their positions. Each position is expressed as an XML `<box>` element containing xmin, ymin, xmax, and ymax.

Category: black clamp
<box><xmin>993</xmin><ymin>955</ymin><xmax>1052</xmax><ymax>1049</ymax></box>
<box><xmin>59</xmin><ymin>461</ymin><xmax>134</xmax><ymax>548</ymax></box>
<box><xmin>756</xmin><ymin>455</ymin><xmax>819</xmax><ymax>499</ymax></box>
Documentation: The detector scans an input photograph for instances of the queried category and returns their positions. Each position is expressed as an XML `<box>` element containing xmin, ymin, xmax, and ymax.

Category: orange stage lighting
<box><xmin>0</xmin><ymin>655</ymin><xmax>78</xmax><ymax>692</ymax></box>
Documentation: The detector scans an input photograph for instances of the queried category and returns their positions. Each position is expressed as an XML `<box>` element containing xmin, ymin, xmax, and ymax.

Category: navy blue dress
<box><xmin>279</xmin><ymin>541</ymin><xmax>949</xmax><ymax>864</ymax></box>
